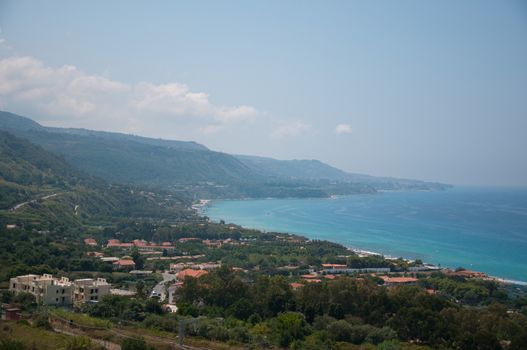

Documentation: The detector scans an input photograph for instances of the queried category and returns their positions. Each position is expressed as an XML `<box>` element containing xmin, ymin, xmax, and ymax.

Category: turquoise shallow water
<box><xmin>205</xmin><ymin>187</ymin><xmax>527</xmax><ymax>282</ymax></box>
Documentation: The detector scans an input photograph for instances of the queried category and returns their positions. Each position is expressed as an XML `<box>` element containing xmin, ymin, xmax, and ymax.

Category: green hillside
<box><xmin>0</xmin><ymin>131</ymin><xmax>192</xmax><ymax>227</ymax></box>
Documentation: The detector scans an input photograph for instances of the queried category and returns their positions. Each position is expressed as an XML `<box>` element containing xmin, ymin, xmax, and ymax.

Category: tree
<box><xmin>136</xmin><ymin>280</ymin><xmax>146</xmax><ymax>299</ymax></box>
<box><xmin>272</xmin><ymin>312</ymin><xmax>310</xmax><ymax>347</ymax></box>
<box><xmin>131</xmin><ymin>247</ymin><xmax>144</xmax><ymax>270</ymax></box>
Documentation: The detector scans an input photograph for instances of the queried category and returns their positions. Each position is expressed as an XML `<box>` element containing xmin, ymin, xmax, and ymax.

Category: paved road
<box><xmin>10</xmin><ymin>192</ymin><xmax>61</xmax><ymax>211</ymax></box>
<box><xmin>152</xmin><ymin>271</ymin><xmax>176</xmax><ymax>301</ymax></box>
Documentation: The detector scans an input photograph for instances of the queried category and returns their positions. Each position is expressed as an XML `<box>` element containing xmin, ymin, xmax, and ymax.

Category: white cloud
<box><xmin>199</xmin><ymin>124</ymin><xmax>225</xmax><ymax>135</ymax></box>
<box><xmin>335</xmin><ymin>123</ymin><xmax>353</xmax><ymax>135</ymax></box>
<box><xmin>0</xmin><ymin>56</ymin><xmax>258</xmax><ymax>133</ymax></box>
<box><xmin>271</xmin><ymin>120</ymin><xmax>311</xmax><ymax>139</ymax></box>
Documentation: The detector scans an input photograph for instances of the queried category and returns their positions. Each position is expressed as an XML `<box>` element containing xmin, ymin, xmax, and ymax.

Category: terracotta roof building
<box><xmin>84</xmin><ymin>238</ymin><xmax>97</xmax><ymax>246</ymax></box>
<box><xmin>289</xmin><ymin>282</ymin><xmax>304</xmax><ymax>290</ymax></box>
<box><xmin>176</xmin><ymin>269</ymin><xmax>209</xmax><ymax>280</ymax></box>
<box><xmin>112</xmin><ymin>259</ymin><xmax>136</xmax><ymax>270</ymax></box>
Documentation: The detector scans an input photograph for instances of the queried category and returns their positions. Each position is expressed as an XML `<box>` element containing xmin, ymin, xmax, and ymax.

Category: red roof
<box><xmin>324</xmin><ymin>274</ymin><xmax>336</xmax><ymax>280</ymax></box>
<box><xmin>301</xmin><ymin>274</ymin><xmax>319</xmax><ymax>279</ymax></box>
<box><xmin>133</xmin><ymin>240</ymin><xmax>147</xmax><ymax>246</ymax></box>
<box><xmin>84</xmin><ymin>238</ymin><xmax>97</xmax><ymax>246</ymax></box>
<box><xmin>380</xmin><ymin>276</ymin><xmax>417</xmax><ymax>284</ymax></box>
<box><xmin>176</xmin><ymin>269</ymin><xmax>208</xmax><ymax>280</ymax></box>
<box><xmin>113</xmin><ymin>259</ymin><xmax>136</xmax><ymax>266</ymax></box>
<box><xmin>289</xmin><ymin>282</ymin><xmax>304</xmax><ymax>290</ymax></box>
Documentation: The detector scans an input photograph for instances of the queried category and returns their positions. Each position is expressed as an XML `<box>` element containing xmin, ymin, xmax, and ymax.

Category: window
<box><xmin>56</xmin><ymin>298</ymin><xmax>59</xmax><ymax>302</ymax></box>
<box><xmin>56</xmin><ymin>289</ymin><xmax>59</xmax><ymax>294</ymax></box>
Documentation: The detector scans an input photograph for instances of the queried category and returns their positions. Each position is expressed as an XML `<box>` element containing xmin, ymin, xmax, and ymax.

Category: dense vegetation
<box><xmin>0</xmin><ymin>131</ymin><xmax>193</xmax><ymax>228</ymax></box>
<box><xmin>2</xmin><ymin>217</ymin><xmax>527</xmax><ymax>349</ymax></box>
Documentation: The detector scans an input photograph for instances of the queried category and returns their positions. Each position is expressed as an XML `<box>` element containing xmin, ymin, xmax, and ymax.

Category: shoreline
<box><xmin>199</xmin><ymin>198</ymin><xmax>527</xmax><ymax>286</ymax></box>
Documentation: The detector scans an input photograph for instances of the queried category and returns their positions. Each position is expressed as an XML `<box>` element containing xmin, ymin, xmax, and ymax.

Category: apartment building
<box><xmin>9</xmin><ymin>274</ymin><xmax>73</xmax><ymax>306</ymax></box>
<box><xmin>72</xmin><ymin>278</ymin><xmax>111</xmax><ymax>303</ymax></box>
<box><xmin>10</xmin><ymin>274</ymin><xmax>111</xmax><ymax>306</ymax></box>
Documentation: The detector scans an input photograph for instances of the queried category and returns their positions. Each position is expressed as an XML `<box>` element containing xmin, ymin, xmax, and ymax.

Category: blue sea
<box><xmin>205</xmin><ymin>187</ymin><xmax>527</xmax><ymax>283</ymax></box>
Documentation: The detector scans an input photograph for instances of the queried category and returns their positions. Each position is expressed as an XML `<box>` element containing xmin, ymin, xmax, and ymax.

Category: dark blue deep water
<box><xmin>205</xmin><ymin>187</ymin><xmax>527</xmax><ymax>282</ymax></box>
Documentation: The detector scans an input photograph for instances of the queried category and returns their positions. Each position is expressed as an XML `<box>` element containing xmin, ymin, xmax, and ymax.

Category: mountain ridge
<box><xmin>0</xmin><ymin>111</ymin><xmax>449</xmax><ymax>195</ymax></box>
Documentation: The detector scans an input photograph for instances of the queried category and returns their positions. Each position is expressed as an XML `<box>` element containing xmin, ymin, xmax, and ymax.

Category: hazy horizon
<box><xmin>1</xmin><ymin>0</ymin><xmax>526</xmax><ymax>186</ymax></box>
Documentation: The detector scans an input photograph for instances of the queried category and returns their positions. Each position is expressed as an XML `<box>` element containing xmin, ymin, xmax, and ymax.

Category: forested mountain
<box><xmin>0</xmin><ymin>111</ymin><xmax>448</xmax><ymax>196</ymax></box>
<box><xmin>0</xmin><ymin>131</ymin><xmax>192</xmax><ymax>227</ymax></box>
<box><xmin>236</xmin><ymin>155</ymin><xmax>448</xmax><ymax>191</ymax></box>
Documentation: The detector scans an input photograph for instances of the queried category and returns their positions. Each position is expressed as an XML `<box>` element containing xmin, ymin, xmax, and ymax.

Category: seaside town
<box><xmin>2</xmin><ymin>205</ymin><xmax>526</xmax><ymax>349</ymax></box>
<box><xmin>4</xmin><ymin>229</ymin><xmax>501</xmax><ymax>315</ymax></box>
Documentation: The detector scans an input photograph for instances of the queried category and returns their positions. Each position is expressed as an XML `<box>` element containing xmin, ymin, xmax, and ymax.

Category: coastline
<box><xmin>200</xmin><ymin>195</ymin><xmax>527</xmax><ymax>286</ymax></box>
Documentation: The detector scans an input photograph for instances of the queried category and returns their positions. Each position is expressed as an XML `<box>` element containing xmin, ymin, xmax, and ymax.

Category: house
<box><xmin>169</xmin><ymin>262</ymin><xmax>193</xmax><ymax>272</ymax></box>
<box><xmin>86</xmin><ymin>252</ymin><xmax>104</xmax><ymax>257</ymax></box>
<box><xmin>323</xmin><ymin>267</ymin><xmax>391</xmax><ymax>274</ymax></box>
<box><xmin>6</xmin><ymin>224</ymin><xmax>17</xmax><ymax>230</ymax></box>
<box><xmin>305</xmin><ymin>279</ymin><xmax>322</xmax><ymax>283</ymax></box>
<box><xmin>176</xmin><ymin>269</ymin><xmax>208</xmax><ymax>280</ymax></box>
<box><xmin>380</xmin><ymin>276</ymin><xmax>418</xmax><ymax>286</ymax></box>
<box><xmin>113</xmin><ymin>259</ymin><xmax>136</xmax><ymax>270</ymax></box>
<box><xmin>289</xmin><ymin>282</ymin><xmax>304</xmax><ymax>290</ymax></box>
<box><xmin>196</xmin><ymin>262</ymin><xmax>222</xmax><ymax>271</ymax></box>
<box><xmin>1</xmin><ymin>305</ymin><xmax>21</xmax><ymax>321</ymax></box>
<box><xmin>203</xmin><ymin>239</ymin><xmax>222</xmax><ymax>248</ymax></box>
<box><xmin>73</xmin><ymin>278</ymin><xmax>110</xmax><ymax>303</ymax></box>
<box><xmin>133</xmin><ymin>239</ymin><xmax>148</xmax><ymax>247</ymax></box>
<box><xmin>84</xmin><ymin>238</ymin><xmax>97</xmax><ymax>246</ymax></box>
<box><xmin>107</xmin><ymin>239</ymin><xmax>134</xmax><ymax>248</ymax></box>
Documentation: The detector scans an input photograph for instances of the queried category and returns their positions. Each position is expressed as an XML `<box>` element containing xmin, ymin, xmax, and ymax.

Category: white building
<box><xmin>10</xmin><ymin>274</ymin><xmax>73</xmax><ymax>306</ymax></box>
<box><xmin>73</xmin><ymin>278</ymin><xmax>111</xmax><ymax>303</ymax></box>
<box><xmin>10</xmin><ymin>274</ymin><xmax>111</xmax><ymax>306</ymax></box>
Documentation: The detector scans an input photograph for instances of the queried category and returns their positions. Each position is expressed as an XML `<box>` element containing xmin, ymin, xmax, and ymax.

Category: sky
<box><xmin>0</xmin><ymin>0</ymin><xmax>526</xmax><ymax>186</ymax></box>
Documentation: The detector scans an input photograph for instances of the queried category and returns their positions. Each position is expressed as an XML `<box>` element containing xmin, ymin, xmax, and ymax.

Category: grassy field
<box><xmin>50</xmin><ymin>308</ymin><xmax>112</xmax><ymax>329</ymax></box>
<box><xmin>0</xmin><ymin>321</ymin><xmax>72</xmax><ymax>350</ymax></box>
